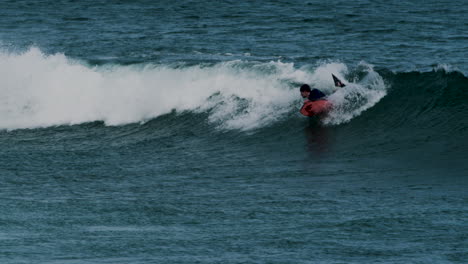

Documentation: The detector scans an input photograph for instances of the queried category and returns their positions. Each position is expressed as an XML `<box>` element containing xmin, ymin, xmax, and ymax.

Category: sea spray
<box><xmin>323</xmin><ymin>62</ymin><xmax>387</xmax><ymax>125</ymax></box>
<box><xmin>0</xmin><ymin>48</ymin><xmax>296</xmax><ymax>130</ymax></box>
<box><xmin>0</xmin><ymin>48</ymin><xmax>388</xmax><ymax>131</ymax></box>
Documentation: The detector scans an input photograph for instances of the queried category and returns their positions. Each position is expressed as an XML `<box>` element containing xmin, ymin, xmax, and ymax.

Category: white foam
<box><xmin>322</xmin><ymin>62</ymin><xmax>387</xmax><ymax>125</ymax></box>
<box><xmin>434</xmin><ymin>63</ymin><xmax>459</xmax><ymax>73</ymax></box>
<box><xmin>308</xmin><ymin>61</ymin><xmax>349</xmax><ymax>94</ymax></box>
<box><xmin>0</xmin><ymin>48</ymin><xmax>387</xmax><ymax>131</ymax></box>
<box><xmin>0</xmin><ymin>48</ymin><xmax>299</xmax><ymax>130</ymax></box>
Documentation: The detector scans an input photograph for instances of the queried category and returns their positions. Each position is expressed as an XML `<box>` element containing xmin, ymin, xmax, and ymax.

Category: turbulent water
<box><xmin>1</xmin><ymin>1</ymin><xmax>467</xmax><ymax>263</ymax></box>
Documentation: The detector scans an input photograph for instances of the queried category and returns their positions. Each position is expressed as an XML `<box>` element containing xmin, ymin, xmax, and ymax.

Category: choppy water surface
<box><xmin>1</xmin><ymin>1</ymin><xmax>467</xmax><ymax>263</ymax></box>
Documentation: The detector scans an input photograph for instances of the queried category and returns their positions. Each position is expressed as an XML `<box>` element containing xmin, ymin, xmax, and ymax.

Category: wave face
<box><xmin>1</xmin><ymin>48</ymin><xmax>467</xmax><ymax>142</ymax></box>
<box><xmin>351</xmin><ymin>68</ymin><xmax>468</xmax><ymax>142</ymax></box>
<box><xmin>325</xmin><ymin>68</ymin><xmax>468</xmax><ymax>163</ymax></box>
<box><xmin>0</xmin><ymin>48</ymin><xmax>387</xmax><ymax>131</ymax></box>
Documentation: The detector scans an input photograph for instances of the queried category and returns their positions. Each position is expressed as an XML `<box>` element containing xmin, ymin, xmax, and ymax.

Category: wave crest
<box><xmin>0</xmin><ymin>48</ymin><xmax>388</xmax><ymax>130</ymax></box>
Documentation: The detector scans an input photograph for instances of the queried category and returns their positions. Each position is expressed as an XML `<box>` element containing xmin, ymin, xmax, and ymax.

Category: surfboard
<box><xmin>299</xmin><ymin>74</ymin><xmax>344</xmax><ymax>117</ymax></box>
<box><xmin>300</xmin><ymin>99</ymin><xmax>332</xmax><ymax>117</ymax></box>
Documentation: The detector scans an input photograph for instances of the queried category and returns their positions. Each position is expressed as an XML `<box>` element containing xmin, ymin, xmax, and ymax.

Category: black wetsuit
<box><xmin>308</xmin><ymin>89</ymin><xmax>326</xmax><ymax>101</ymax></box>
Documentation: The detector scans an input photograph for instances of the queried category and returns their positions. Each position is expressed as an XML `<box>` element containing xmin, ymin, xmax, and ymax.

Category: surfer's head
<box><xmin>300</xmin><ymin>84</ymin><xmax>311</xmax><ymax>98</ymax></box>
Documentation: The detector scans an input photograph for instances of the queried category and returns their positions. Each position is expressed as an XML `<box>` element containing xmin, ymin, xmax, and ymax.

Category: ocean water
<box><xmin>1</xmin><ymin>1</ymin><xmax>467</xmax><ymax>263</ymax></box>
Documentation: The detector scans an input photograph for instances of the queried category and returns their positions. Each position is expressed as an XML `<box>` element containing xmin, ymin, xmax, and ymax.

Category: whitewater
<box><xmin>1</xmin><ymin>1</ymin><xmax>467</xmax><ymax>263</ymax></box>
<box><xmin>0</xmin><ymin>48</ymin><xmax>387</xmax><ymax>130</ymax></box>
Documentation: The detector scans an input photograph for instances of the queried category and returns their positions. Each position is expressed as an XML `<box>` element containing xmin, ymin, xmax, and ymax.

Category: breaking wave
<box><xmin>0</xmin><ymin>48</ymin><xmax>388</xmax><ymax>131</ymax></box>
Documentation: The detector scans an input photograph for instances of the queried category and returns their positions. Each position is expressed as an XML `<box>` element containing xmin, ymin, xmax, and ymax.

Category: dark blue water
<box><xmin>1</xmin><ymin>1</ymin><xmax>467</xmax><ymax>263</ymax></box>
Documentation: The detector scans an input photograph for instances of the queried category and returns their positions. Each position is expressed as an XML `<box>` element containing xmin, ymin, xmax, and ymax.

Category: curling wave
<box><xmin>0</xmin><ymin>48</ymin><xmax>387</xmax><ymax>131</ymax></box>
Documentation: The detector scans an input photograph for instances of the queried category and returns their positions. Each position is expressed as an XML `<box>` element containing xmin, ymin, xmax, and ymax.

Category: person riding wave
<box><xmin>300</xmin><ymin>84</ymin><xmax>326</xmax><ymax>102</ymax></box>
<box><xmin>299</xmin><ymin>74</ymin><xmax>345</xmax><ymax>117</ymax></box>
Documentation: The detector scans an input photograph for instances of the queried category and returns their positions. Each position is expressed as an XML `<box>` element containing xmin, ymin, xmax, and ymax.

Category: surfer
<box><xmin>299</xmin><ymin>74</ymin><xmax>345</xmax><ymax>117</ymax></box>
<box><xmin>299</xmin><ymin>84</ymin><xmax>330</xmax><ymax>117</ymax></box>
<box><xmin>300</xmin><ymin>74</ymin><xmax>345</xmax><ymax>102</ymax></box>
<box><xmin>300</xmin><ymin>84</ymin><xmax>326</xmax><ymax>102</ymax></box>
